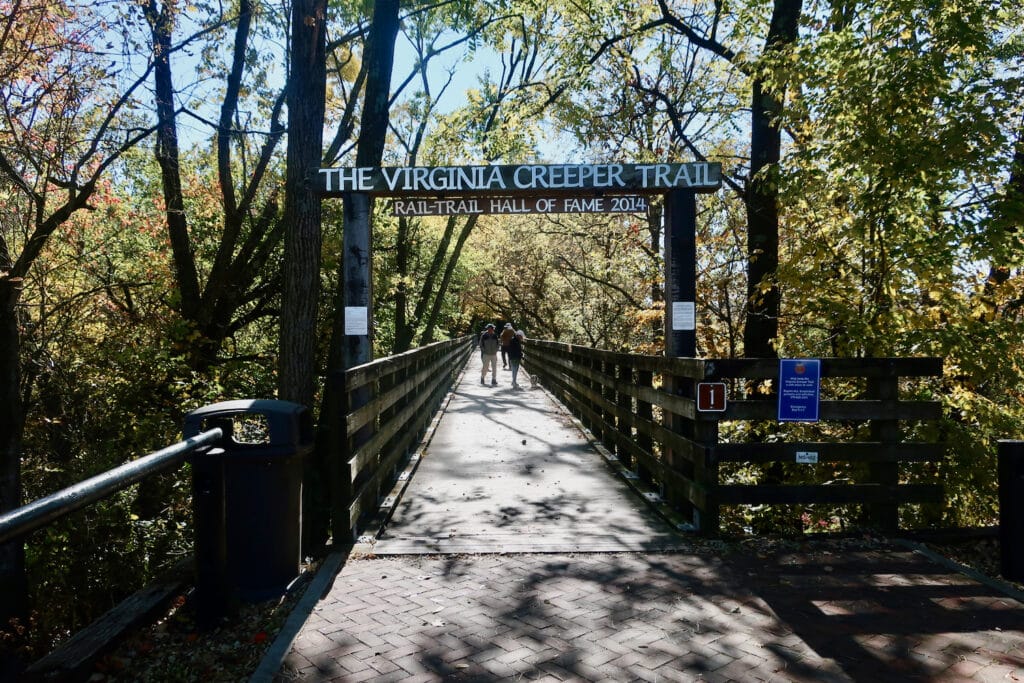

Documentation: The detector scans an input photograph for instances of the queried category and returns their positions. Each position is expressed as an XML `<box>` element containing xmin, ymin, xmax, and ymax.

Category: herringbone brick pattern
<box><xmin>275</xmin><ymin>545</ymin><xmax>1024</xmax><ymax>682</ymax></box>
<box><xmin>266</xmin><ymin>358</ymin><xmax>1024</xmax><ymax>682</ymax></box>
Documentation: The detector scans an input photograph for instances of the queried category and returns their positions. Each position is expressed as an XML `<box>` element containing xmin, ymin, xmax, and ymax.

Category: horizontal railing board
<box><xmin>716</xmin><ymin>483</ymin><xmax>944</xmax><ymax>505</ymax></box>
<box><xmin>720</xmin><ymin>400</ymin><xmax>942</xmax><ymax>421</ymax></box>
<box><xmin>525</xmin><ymin>340</ymin><xmax>945</xmax><ymax>534</ymax></box>
<box><xmin>711</xmin><ymin>441</ymin><xmax>945</xmax><ymax>464</ymax></box>
<box><xmin>346</xmin><ymin>342</ymin><xmax>465</xmax><ymax>437</ymax></box>
<box><xmin>701</xmin><ymin>357</ymin><xmax>944</xmax><ymax>380</ymax></box>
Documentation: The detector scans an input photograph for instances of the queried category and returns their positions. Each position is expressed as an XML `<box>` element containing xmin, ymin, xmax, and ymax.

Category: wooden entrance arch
<box><xmin>314</xmin><ymin>162</ymin><xmax>723</xmax><ymax>540</ymax></box>
<box><xmin>316</xmin><ymin>162</ymin><xmax>723</xmax><ymax>365</ymax></box>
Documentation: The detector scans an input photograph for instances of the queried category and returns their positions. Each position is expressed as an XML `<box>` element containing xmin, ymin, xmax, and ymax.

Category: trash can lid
<box><xmin>184</xmin><ymin>399</ymin><xmax>313</xmax><ymax>447</ymax></box>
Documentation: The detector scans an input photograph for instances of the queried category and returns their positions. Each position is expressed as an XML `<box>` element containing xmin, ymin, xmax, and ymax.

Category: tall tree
<box><xmin>743</xmin><ymin>0</ymin><xmax>802</xmax><ymax>358</ymax></box>
<box><xmin>310</xmin><ymin>0</ymin><xmax>400</xmax><ymax>550</ymax></box>
<box><xmin>279</xmin><ymin>0</ymin><xmax>327</xmax><ymax>407</ymax></box>
<box><xmin>0</xmin><ymin>0</ymin><xmax>154</xmax><ymax>625</ymax></box>
<box><xmin>144</xmin><ymin>0</ymin><xmax>288</xmax><ymax>373</ymax></box>
<box><xmin>386</xmin><ymin>4</ymin><xmax>552</xmax><ymax>352</ymax></box>
<box><xmin>641</xmin><ymin>0</ymin><xmax>801</xmax><ymax>357</ymax></box>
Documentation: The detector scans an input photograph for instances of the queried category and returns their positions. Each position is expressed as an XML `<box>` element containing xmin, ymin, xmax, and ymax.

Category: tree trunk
<box><xmin>279</xmin><ymin>0</ymin><xmax>327</xmax><ymax>408</ymax></box>
<box><xmin>148</xmin><ymin>0</ymin><xmax>202</xmax><ymax>322</ymax></box>
<box><xmin>420</xmin><ymin>215</ymin><xmax>480</xmax><ymax>345</ymax></box>
<box><xmin>743</xmin><ymin>0</ymin><xmax>802</xmax><ymax>358</ymax></box>
<box><xmin>310</xmin><ymin>0</ymin><xmax>399</xmax><ymax>550</ymax></box>
<box><xmin>0</xmin><ymin>278</ymin><xmax>27</xmax><ymax>627</ymax></box>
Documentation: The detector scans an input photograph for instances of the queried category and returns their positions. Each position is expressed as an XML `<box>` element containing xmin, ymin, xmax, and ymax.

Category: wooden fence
<box><xmin>524</xmin><ymin>340</ymin><xmax>944</xmax><ymax>534</ymax></box>
<box><xmin>336</xmin><ymin>336</ymin><xmax>473</xmax><ymax>540</ymax></box>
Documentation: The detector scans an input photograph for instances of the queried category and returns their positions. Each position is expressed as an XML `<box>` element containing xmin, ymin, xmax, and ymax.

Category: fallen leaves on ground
<box><xmin>92</xmin><ymin>561</ymin><xmax>317</xmax><ymax>683</ymax></box>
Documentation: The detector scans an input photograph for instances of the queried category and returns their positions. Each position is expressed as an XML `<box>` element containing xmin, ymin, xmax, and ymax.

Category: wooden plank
<box><xmin>711</xmin><ymin>441</ymin><xmax>945</xmax><ymax>464</ymax></box>
<box><xmin>722</xmin><ymin>399</ymin><xmax>942</xmax><ymax>421</ymax></box>
<box><xmin>542</xmin><ymin>351</ymin><xmax>695</xmax><ymax>421</ymax></box>
<box><xmin>716</xmin><ymin>483</ymin><xmax>943</xmax><ymax>505</ymax></box>
<box><xmin>348</xmin><ymin>370</ymin><xmax>448</xmax><ymax>482</ymax></box>
<box><xmin>346</xmin><ymin>337</ymin><xmax>467</xmax><ymax>391</ymax></box>
<box><xmin>529</xmin><ymin>340</ymin><xmax>701</xmax><ymax>377</ymax></box>
<box><xmin>700</xmin><ymin>357</ymin><xmax>943</xmax><ymax>380</ymax></box>
<box><xmin>656</xmin><ymin>457</ymin><xmax>709</xmax><ymax>511</ymax></box>
<box><xmin>347</xmin><ymin>348</ymin><xmax>468</xmax><ymax>483</ymax></box>
<box><xmin>25</xmin><ymin>562</ymin><xmax>191</xmax><ymax>681</ymax></box>
<box><xmin>346</xmin><ymin>344</ymin><xmax>463</xmax><ymax>436</ymax></box>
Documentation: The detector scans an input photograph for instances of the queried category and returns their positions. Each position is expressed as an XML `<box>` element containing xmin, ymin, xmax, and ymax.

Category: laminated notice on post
<box><xmin>672</xmin><ymin>302</ymin><xmax>695</xmax><ymax>331</ymax></box>
<box><xmin>344</xmin><ymin>306</ymin><xmax>368</xmax><ymax>335</ymax></box>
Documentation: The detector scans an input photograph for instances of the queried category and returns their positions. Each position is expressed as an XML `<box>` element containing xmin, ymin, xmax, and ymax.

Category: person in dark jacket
<box><xmin>479</xmin><ymin>323</ymin><xmax>500</xmax><ymax>386</ymax></box>
<box><xmin>499</xmin><ymin>322</ymin><xmax>515</xmax><ymax>368</ymax></box>
<box><xmin>508</xmin><ymin>330</ymin><xmax>526</xmax><ymax>389</ymax></box>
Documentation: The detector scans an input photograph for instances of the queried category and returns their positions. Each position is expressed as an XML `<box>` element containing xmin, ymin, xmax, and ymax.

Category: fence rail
<box><xmin>0</xmin><ymin>428</ymin><xmax>223</xmax><ymax>546</ymax></box>
<box><xmin>335</xmin><ymin>336</ymin><xmax>473</xmax><ymax>540</ymax></box>
<box><xmin>524</xmin><ymin>341</ymin><xmax>945</xmax><ymax>534</ymax></box>
<box><xmin>3</xmin><ymin>338</ymin><xmax>472</xmax><ymax>678</ymax></box>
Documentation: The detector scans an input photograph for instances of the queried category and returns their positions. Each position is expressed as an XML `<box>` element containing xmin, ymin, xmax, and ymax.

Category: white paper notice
<box><xmin>344</xmin><ymin>307</ymin><xmax>368</xmax><ymax>335</ymax></box>
<box><xmin>672</xmin><ymin>301</ymin><xmax>695</xmax><ymax>331</ymax></box>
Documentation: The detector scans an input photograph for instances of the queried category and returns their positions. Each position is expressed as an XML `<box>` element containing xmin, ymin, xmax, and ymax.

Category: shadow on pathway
<box><xmin>263</xmin><ymin>355</ymin><xmax>1024</xmax><ymax>682</ymax></box>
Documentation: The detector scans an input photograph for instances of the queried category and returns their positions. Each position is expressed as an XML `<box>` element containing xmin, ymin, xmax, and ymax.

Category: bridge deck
<box><xmin>364</xmin><ymin>356</ymin><xmax>683</xmax><ymax>555</ymax></box>
<box><xmin>261</xmin><ymin>355</ymin><xmax>1024</xmax><ymax>682</ymax></box>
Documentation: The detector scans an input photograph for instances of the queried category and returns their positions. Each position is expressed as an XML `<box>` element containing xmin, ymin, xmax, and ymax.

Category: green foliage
<box><xmin>12</xmin><ymin>150</ymin><xmax>279</xmax><ymax>655</ymax></box>
<box><xmin>758</xmin><ymin>0</ymin><xmax>1024</xmax><ymax>528</ymax></box>
<box><xmin>6</xmin><ymin>0</ymin><xmax>1024</xmax><ymax>658</ymax></box>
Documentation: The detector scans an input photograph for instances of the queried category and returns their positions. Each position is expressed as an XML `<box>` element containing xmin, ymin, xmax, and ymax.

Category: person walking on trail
<box><xmin>508</xmin><ymin>329</ymin><xmax>526</xmax><ymax>389</ymax></box>
<box><xmin>499</xmin><ymin>322</ymin><xmax>515</xmax><ymax>368</ymax></box>
<box><xmin>479</xmin><ymin>323</ymin><xmax>500</xmax><ymax>386</ymax></box>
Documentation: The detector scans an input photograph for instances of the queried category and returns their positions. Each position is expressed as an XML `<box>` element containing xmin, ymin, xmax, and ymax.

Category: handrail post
<box><xmin>664</xmin><ymin>371</ymin><xmax>696</xmax><ymax>525</ymax></box>
<box><xmin>694</xmin><ymin>401</ymin><xmax>720</xmax><ymax>533</ymax></box>
<box><xmin>192</xmin><ymin>446</ymin><xmax>228</xmax><ymax>628</ymax></box>
<box><xmin>998</xmin><ymin>440</ymin><xmax>1024</xmax><ymax>582</ymax></box>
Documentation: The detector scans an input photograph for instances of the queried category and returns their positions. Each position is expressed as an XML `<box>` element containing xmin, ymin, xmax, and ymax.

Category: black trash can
<box><xmin>184</xmin><ymin>399</ymin><xmax>313</xmax><ymax>601</ymax></box>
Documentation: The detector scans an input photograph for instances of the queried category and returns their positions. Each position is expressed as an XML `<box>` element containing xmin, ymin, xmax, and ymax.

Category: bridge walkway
<box><xmin>258</xmin><ymin>355</ymin><xmax>1024</xmax><ymax>682</ymax></box>
<box><xmin>364</xmin><ymin>352</ymin><xmax>685</xmax><ymax>555</ymax></box>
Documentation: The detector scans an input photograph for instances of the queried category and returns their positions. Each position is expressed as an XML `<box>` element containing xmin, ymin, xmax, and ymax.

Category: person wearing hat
<box><xmin>479</xmin><ymin>323</ymin><xmax>500</xmax><ymax>386</ymax></box>
<box><xmin>499</xmin><ymin>322</ymin><xmax>516</xmax><ymax>368</ymax></box>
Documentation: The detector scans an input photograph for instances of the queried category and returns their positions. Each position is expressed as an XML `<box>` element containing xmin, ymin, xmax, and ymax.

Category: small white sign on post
<box><xmin>795</xmin><ymin>451</ymin><xmax>819</xmax><ymax>464</ymax></box>
<box><xmin>672</xmin><ymin>301</ymin><xmax>695</xmax><ymax>331</ymax></box>
<box><xmin>344</xmin><ymin>306</ymin><xmax>368</xmax><ymax>336</ymax></box>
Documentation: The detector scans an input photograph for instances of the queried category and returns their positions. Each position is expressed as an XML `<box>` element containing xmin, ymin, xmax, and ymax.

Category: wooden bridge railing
<box><xmin>524</xmin><ymin>341</ymin><xmax>945</xmax><ymax>534</ymax></box>
<box><xmin>0</xmin><ymin>338</ymin><xmax>472</xmax><ymax>678</ymax></box>
<box><xmin>335</xmin><ymin>336</ymin><xmax>473</xmax><ymax>541</ymax></box>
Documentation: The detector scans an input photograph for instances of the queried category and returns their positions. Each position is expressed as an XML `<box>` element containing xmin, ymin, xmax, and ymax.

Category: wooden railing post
<box><xmin>601</xmin><ymin>358</ymin><xmax>615</xmax><ymax>446</ymax></box>
<box><xmin>585</xmin><ymin>353</ymin><xmax>599</xmax><ymax>433</ymax></box>
<box><xmin>325</xmin><ymin>369</ymin><xmax>353</xmax><ymax>547</ymax></box>
<box><xmin>616</xmin><ymin>362</ymin><xmax>633</xmax><ymax>467</ymax></box>
<box><xmin>636</xmin><ymin>369</ymin><xmax>654</xmax><ymax>486</ymax></box>
<box><xmin>663</xmin><ymin>372</ymin><xmax>696</xmax><ymax>524</ymax></box>
<box><xmin>867</xmin><ymin>374</ymin><xmax>900</xmax><ymax>530</ymax></box>
<box><xmin>694</xmin><ymin>414</ymin><xmax>720</xmax><ymax>534</ymax></box>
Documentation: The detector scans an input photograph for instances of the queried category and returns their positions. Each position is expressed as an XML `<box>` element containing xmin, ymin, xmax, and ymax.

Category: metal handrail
<box><xmin>0</xmin><ymin>428</ymin><xmax>223</xmax><ymax>545</ymax></box>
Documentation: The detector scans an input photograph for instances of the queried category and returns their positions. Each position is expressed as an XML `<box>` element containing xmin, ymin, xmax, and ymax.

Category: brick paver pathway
<box><xmin>262</xmin><ymin>356</ymin><xmax>1024</xmax><ymax>682</ymax></box>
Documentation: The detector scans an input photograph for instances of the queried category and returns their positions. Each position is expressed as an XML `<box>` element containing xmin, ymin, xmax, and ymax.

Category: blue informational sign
<box><xmin>778</xmin><ymin>359</ymin><xmax>821</xmax><ymax>422</ymax></box>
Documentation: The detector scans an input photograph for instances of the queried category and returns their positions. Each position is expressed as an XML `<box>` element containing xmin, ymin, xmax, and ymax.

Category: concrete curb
<box><xmin>248</xmin><ymin>550</ymin><xmax>348</xmax><ymax>683</ymax></box>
